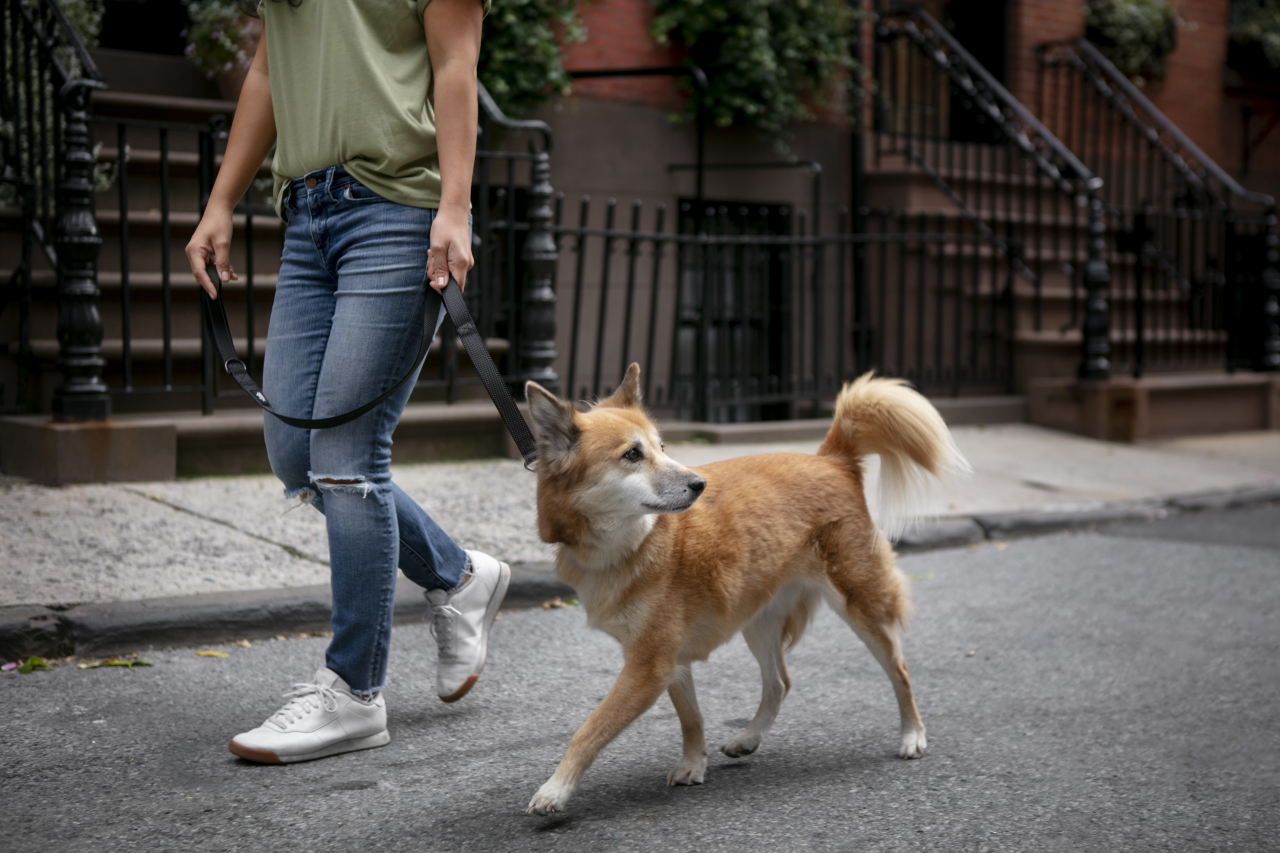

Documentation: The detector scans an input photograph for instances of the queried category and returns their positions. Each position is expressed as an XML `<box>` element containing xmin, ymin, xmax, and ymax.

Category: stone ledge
<box><xmin>1029</xmin><ymin>373</ymin><xmax>1280</xmax><ymax>442</ymax></box>
<box><xmin>0</xmin><ymin>416</ymin><xmax>177</xmax><ymax>486</ymax></box>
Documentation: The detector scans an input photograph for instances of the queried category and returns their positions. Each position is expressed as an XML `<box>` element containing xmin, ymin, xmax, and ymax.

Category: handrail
<box><xmin>476</xmin><ymin>79</ymin><xmax>552</xmax><ymax>153</ymax></box>
<box><xmin>883</xmin><ymin>3</ymin><xmax>1100</xmax><ymax>196</ymax></box>
<box><xmin>1062</xmin><ymin>38</ymin><xmax>1274</xmax><ymax>211</ymax></box>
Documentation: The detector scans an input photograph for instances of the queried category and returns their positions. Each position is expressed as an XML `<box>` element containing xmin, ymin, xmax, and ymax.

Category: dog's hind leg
<box><xmin>665</xmin><ymin>665</ymin><xmax>707</xmax><ymax>786</ymax></box>
<box><xmin>845</xmin><ymin>615</ymin><xmax>926</xmax><ymax>759</ymax></box>
<box><xmin>819</xmin><ymin>531</ymin><xmax>926</xmax><ymax>758</ymax></box>
<box><xmin>720</xmin><ymin>590</ymin><xmax>811</xmax><ymax>758</ymax></box>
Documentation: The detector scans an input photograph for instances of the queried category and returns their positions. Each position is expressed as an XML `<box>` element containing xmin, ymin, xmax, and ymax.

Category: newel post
<box><xmin>1078</xmin><ymin>195</ymin><xmax>1112</xmax><ymax>381</ymax></box>
<box><xmin>52</xmin><ymin>80</ymin><xmax>109</xmax><ymax>421</ymax></box>
<box><xmin>517</xmin><ymin>150</ymin><xmax>560</xmax><ymax>396</ymax></box>
<box><xmin>1260</xmin><ymin>209</ymin><xmax>1280</xmax><ymax>372</ymax></box>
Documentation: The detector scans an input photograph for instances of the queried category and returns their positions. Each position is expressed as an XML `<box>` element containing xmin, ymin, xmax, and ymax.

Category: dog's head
<box><xmin>525</xmin><ymin>364</ymin><xmax>707</xmax><ymax>546</ymax></box>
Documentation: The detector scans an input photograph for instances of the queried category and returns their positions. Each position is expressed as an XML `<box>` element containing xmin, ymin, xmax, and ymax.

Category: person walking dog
<box><xmin>185</xmin><ymin>0</ymin><xmax>508</xmax><ymax>764</ymax></box>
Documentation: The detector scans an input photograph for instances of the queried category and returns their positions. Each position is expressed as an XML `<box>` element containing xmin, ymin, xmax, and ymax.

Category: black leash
<box><xmin>201</xmin><ymin>264</ymin><xmax>538</xmax><ymax>468</ymax></box>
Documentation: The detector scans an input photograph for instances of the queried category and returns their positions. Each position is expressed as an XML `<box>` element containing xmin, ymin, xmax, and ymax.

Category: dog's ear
<box><xmin>525</xmin><ymin>381</ymin><xmax>579</xmax><ymax>472</ymax></box>
<box><xmin>597</xmin><ymin>363</ymin><xmax>642</xmax><ymax>410</ymax></box>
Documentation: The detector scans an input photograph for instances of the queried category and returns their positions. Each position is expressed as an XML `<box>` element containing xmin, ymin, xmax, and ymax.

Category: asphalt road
<box><xmin>3</xmin><ymin>505</ymin><xmax>1278</xmax><ymax>852</ymax></box>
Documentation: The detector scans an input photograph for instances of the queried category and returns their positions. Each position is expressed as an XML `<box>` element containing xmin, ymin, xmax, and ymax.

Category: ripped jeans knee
<box><xmin>308</xmin><ymin>471</ymin><xmax>375</xmax><ymax>499</ymax></box>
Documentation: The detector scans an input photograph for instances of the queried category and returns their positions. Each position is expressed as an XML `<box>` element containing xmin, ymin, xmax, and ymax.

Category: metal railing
<box><xmin>549</xmin><ymin>196</ymin><xmax>1008</xmax><ymax>423</ymax></box>
<box><xmin>1</xmin><ymin>53</ymin><xmax>556</xmax><ymax>414</ymax></box>
<box><xmin>1</xmin><ymin>0</ymin><xmax>110</xmax><ymax>419</ymax></box>
<box><xmin>873</xmin><ymin>3</ymin><xmax>1114</xmax><ymax>382</ymax></box>
<box><xmin>1038</xmin><ymin>38</ymin><xmax>1280</xmax><ymax>374</ymax></box>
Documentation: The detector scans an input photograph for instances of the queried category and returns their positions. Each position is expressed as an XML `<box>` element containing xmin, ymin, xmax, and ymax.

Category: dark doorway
<box><xmin>945</xmin><ymin>0</ymin><xmax>1008</xmax><ymax>143</ymax></box>
<box><xmin>674</xmin><ymin>200</ymin><xmax>793</xmax><ymax>422</ymax></box>
<box><xmin>99</xmin><ymin>0</ymin><xmax>192</xmax><ymax>56</ymax></box>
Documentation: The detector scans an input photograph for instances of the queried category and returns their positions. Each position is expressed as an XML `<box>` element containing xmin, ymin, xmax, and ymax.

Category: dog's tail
<box><xmin>818</xmin><ymin>373</ymin><xmax>971</xmax><ymax>541</ymax></box>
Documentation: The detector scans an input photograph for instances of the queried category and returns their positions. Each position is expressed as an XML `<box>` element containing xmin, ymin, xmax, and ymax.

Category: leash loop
<box><xmin>201</xmin><ymin>263</ymin><xmax>538</xmax><ymax>467</ymax></box>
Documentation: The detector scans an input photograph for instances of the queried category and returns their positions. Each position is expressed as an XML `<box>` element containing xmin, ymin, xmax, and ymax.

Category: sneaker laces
<box><xmin>266</xmin><ymin>680</ymin><xmax>340</xmax><ymax>728</ymax></box>
<box><xmin>428</xmin><ymin>600</ymin><xmax>462</xmax><ymax>656</ymax></box>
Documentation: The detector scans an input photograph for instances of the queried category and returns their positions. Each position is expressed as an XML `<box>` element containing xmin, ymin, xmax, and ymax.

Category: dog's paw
<box><xmin>667</xmin><ymin>755</ymin><xmax>707</xmax><ymax>786</ymax></box>
<box><xmin>526</xmin><ymin>778</ymin><xmax>574</xmax><ymax>815</ymax></box>
<box><xmin>898</xmin><ymin>727</ymin><xmax>927</xmax><ymax>759</ymax></box>
<box><xmin>719</xmin><ymin>734</ymin><xmax>762</xmax><ymax>758</ymax></box>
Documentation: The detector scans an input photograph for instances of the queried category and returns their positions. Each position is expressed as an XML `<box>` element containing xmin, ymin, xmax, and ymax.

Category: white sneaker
<box><xmin>229</xmin><ymin>668</ymin><xmax>390</xmax><ymax>764</ymax></box>
<box><xmin>425</xmin><ymin>550</ymin><xmax>511</xmax><ymax>703</ymax></box>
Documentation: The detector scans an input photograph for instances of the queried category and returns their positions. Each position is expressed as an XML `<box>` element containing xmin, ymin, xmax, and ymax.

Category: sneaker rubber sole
<box><xmin>439</xmin><ymin>559</ymin><xmax>511</xmax><ymax>704</ymax></box>
<box><xmin>229</xmin><ymin>730</ymin><xmax>391</xmax><ymax>764</ymax></box>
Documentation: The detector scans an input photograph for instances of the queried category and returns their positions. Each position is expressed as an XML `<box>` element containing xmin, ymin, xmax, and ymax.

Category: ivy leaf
<box><xmin>17</xmin><ymin>657</ymin><xmax>50</xmax><ymax>674</ymax></box>
<box><xmin>196</xmin><ymin>650</ymin><xmax>230</xmax><ymax>658</ymax></box>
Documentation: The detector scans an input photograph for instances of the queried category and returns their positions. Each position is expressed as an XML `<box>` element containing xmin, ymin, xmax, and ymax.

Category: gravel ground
<box><xmin>0</xmin><ymin>458</ymin><xmax>549</xmax><ymax>607</ymax></box>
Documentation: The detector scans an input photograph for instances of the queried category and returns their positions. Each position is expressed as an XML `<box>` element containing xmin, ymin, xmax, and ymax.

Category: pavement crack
<box><xmin>119</xmin><ymin>487</ymin><xmax>330</xmax><ymax>567</ymax></box>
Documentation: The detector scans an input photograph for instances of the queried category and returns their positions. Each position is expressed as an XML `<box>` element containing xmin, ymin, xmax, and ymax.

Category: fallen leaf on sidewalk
<box><xmin>232</xmin><ymin>640</ymin><xmax>252</xmax><ymax>648</ymax></box>
<box><xmin>542</xmin><ymin>597</ymin><xmax>579</xmax><ymax>609</ymax></box>
<box><xmin>77</xmin><ymin>658</ymin><xmax>153</xmax><ymax>670</ymax></box>
<box><xmin>196</xmin><ymin>650</ymin><xmax>229</xmax><ymax>658</ymax></box>
<box><xmin>17</xmin><ymin>657</ymin><xmax>50</xmax><ymax>674</ymax></box>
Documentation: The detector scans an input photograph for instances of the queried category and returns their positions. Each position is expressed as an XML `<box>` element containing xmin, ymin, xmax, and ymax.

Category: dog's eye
<box><xmin>623</xmin><ymin>447</ymin><xmax>643</xmax><ymax>462</ymax></box>
<box><xmin>660</xmin><ymin>441</ymin><xmax>665</xmax><ymax>451</ymax></box>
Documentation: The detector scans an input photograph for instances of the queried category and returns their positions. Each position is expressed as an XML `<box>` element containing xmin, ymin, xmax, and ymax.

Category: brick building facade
<box><xmin>542</xmin><ymin>0</ymin><xmax>1279</xmax><ymax>205</ymax></box>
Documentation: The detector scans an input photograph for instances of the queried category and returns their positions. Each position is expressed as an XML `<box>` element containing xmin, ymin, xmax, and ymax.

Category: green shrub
<box><xmin>650</xmin><ymin>0</ymin><xmax>857</xmax><ymax>133</ymax></box>
<box><xmin>1086</xmin><ymin>0</ymin><xmax>1178</xmax><ymax>83</ymax></box>
<box><xmin>184</xmin><ymin>1</ymin><xmax>257</xmax><ymax>80</ymax></box>
<box><xmin>480</xmin><ymin>0</ymin><xmax>585</xmax><ymax>117</ymax></box>
<box><xmin>1230</xmin><ymin>0</ymin><xmax>1280</xmax><ymax>70</ymax></box>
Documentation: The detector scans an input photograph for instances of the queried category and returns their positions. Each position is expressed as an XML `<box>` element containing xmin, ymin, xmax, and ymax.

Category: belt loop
<box><xmin>325</xmin><ymin>166</ymin><xmax>338</xmax><ymax>202</ymax></box>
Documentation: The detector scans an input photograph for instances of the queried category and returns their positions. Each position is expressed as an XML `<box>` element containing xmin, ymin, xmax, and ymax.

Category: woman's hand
<box><xmin>428</xmin><ymin>205</ymin><xmax>473</xmax><ymax>293</ymax></box>
<box><xmin>185</xmin><ymin>204</ymin><xmax>238</xmax><ymax>299</ymax></box>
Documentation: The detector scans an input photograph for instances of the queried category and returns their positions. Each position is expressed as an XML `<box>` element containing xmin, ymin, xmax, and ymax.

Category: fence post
<box><xmin>516</xmin><ymin>150</ymin><xmax>560</xmax><ymax>396</ymax></box>
<box><xmin>1078</xmin><ymin>196</ymin><xmax>1111</xmax><ymax>381</ymax></box>
<box><xmin>51</xmin><ymin>81</ymin><xmax>109</xmax><ymax>422</ymax></box>
<box><xmin>1261</xmin><ymin>210</ymin><xmax>1280</xmax><ymax>372</ymax></box>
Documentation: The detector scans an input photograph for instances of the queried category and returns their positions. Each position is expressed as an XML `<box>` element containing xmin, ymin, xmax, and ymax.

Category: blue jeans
<box><xmin>262</xmin><ymin>165</ymin><xmax>468</xmax><ymax>695</ymax></box>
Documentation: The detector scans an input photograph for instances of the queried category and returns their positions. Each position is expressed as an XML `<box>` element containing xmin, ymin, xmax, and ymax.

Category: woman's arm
<box><xmin>184</xmin><ymin>29</ymin><xmax>277</xmax><ymax>299</ymax></box>
<box><xmin>424</xmin><ymin>0</ymin><xmax>484</xmax><ymax>293</ymax></box>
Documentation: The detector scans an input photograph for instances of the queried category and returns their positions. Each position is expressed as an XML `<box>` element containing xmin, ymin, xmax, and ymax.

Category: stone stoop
<box><xmin>1029</xmin><ymin>373</ymin><xmax>1280</xmax><ymax>443</ymax></box>
<box><xmin>0</xmin><ymin>394</ymin><xmax>1029</xmax><ymax>485</ymax></box>
<box><xmin>0</xmin><ymin>402</ymin><xmax>518</xmax><ymax>485</ymax></box>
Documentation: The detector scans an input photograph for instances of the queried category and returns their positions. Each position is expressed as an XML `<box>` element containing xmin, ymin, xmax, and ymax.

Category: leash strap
<box><xmin>201</xmin><ymin>264</ymin><xmax>538</xmax><ymax>467</ymax></box>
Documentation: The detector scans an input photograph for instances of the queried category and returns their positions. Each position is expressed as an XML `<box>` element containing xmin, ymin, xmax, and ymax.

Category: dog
<box><xmin>522</xmin><ymin>364</ymin><xmax>970</xmax><ymax>815</ymax></box>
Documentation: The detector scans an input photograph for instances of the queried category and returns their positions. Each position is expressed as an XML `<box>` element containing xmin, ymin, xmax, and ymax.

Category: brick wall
<box><xmin>560</xmin><ymin>0</ymin><xmax>683</xmax><ymax>109</ymax></box>
<box><xmin>1007</xmin><ymin>0</ymin><xmax>1230</xmax><ymax>165</ymax></box>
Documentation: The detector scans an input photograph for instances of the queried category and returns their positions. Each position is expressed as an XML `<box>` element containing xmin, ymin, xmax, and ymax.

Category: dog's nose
<box><xmin>689</xmin><ymin>477</ymin><xmax>706</xmax><ymax>494</ymax></box>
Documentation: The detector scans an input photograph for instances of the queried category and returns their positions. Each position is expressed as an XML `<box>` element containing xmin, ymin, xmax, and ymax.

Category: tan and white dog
<box><xmin>523</xmin><ymin>365</ymin><xmax>970</xmax><ymax>815</ymax></box>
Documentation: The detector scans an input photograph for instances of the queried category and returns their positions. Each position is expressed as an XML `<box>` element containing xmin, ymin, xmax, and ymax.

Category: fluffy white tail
<box><xmin>817</xmin><ymin>374</ymin><xmax>971</xmax><ymax>541</ymax></box>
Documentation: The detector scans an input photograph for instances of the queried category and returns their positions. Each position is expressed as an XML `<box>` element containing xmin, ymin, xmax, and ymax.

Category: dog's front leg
<box><xmin>527</xmin><ymin>659</ymin><xmax>673</xmax><ymax>815</ymax></box>
<box><xmin>665</xmin><ymin>664</ymin><xmax>707</xmax><ymax>786</ymax></box>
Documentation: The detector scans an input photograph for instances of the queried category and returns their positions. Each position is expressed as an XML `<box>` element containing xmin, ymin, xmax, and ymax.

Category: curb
<box><xmin>3</xmin><ymin>483</ymin><xmax>1277</xmax><ymax>662</ymax></box>
<box><xmin>0</xmin><ymin>562</ymin><xmax>572</xmax><ymax>662</ymax></box>
<box><xmin>970</xmin><ymin>483</ymin><xmax>1280</xmax><ymax>540</ymax></box>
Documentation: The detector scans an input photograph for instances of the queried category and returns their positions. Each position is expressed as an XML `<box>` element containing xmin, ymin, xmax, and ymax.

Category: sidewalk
<box><xmin>3</xmin><ymin>423</ymin><xmax>1279</xmax><ymax>658</ymax></box>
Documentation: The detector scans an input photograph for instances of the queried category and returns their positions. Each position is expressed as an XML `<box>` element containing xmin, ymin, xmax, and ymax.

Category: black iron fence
<box><xmin>1038</xmin><ymin>37</ymin><xmax>1280</xmax><ymax>375</ymax></box>
<box><xmin>548</xmin><ymin>196</ymin><xmax>1009</xmax><ymax>423</ymax></box>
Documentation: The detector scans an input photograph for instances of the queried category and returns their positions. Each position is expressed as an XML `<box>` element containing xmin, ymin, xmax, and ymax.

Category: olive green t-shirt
<box><xmin>259</xmin><ymin>0</ymin><xmax>489</xmax><ymax>218</ymax></box>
